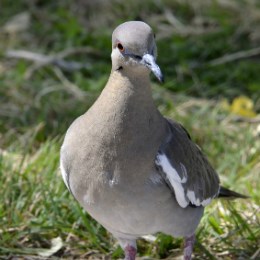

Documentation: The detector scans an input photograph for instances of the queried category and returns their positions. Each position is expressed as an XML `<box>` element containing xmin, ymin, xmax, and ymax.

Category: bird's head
<box><xmin>111</xmin><ymin>21</ymin><xmax>164</xmax><ymax>83</ymax></box>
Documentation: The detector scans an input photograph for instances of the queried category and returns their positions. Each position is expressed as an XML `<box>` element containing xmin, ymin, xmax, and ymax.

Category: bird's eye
<box><xmin>117</xmin><ymin>43</ymin><xmax>124</xmax><ymax>52</ymax></box>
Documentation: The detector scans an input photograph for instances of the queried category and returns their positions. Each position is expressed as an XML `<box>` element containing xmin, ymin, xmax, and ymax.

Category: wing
<box><xmin>155</xmin><ymin>119</ymin><xmax>220</xmax><ymax>208</ymax></box>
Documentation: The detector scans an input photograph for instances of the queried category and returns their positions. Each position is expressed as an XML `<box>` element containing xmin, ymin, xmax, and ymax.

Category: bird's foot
<box><xmin>124</xmin><ymin>244</ymin><xmax>137</xmax><ymax>260</ymax></box>
<box><xmin>183</xmin><ymin>233</ymin><xmax>195</xmax><ymax>260</ymax></box>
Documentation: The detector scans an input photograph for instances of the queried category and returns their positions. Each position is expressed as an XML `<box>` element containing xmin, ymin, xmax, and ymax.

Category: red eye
<box><xmin>117</xmin><ymin>43</ymin><xmax>124</xmax><ymax>52</ymax></box>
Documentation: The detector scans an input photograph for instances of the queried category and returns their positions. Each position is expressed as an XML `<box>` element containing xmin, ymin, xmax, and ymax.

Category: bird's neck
<box><xmin>107</xmin><ymin>69</ymin><xmax>153</xmax><ymax>99</ymax></box>
<box><xmin>87</xmin><ymin>69</ymin><xmax>164</xmax><ymax>143</ymax></box>
<box><xmin>95</xmin><ymin>70</ymin><xmax>157</xmax><ymax>116</ymax></box>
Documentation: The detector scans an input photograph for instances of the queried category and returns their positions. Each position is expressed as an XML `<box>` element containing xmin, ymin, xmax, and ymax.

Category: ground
<box><xmin>0</xmin><ymin>1</ymin><xmax>259</xmax><ymax>259</ymax></box>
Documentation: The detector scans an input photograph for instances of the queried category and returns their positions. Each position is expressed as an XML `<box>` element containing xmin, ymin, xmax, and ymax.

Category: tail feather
<box><xmin>218</xmin><ymin>186</ymin><xmax>249</xmax><ymax>199</ymax></box>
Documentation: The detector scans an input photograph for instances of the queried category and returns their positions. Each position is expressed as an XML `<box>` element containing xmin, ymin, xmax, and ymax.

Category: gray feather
<box><xmin>156</xmin><ymin>119</ymin><xmax>220</xmax><ymax>207</ymax></box>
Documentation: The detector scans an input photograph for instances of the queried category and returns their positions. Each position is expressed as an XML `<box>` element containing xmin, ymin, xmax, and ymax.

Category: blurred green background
<box><xmin>0</xmin><ymin>0</ymin><xmax>259</xmax><ymax>259</ymax></box>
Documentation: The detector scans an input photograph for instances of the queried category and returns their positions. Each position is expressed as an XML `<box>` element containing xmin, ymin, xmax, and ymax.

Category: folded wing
<box><xmin>155</xmin><ymin>119</ymin><xmax>220</xmax><ymax>208</ymax></box>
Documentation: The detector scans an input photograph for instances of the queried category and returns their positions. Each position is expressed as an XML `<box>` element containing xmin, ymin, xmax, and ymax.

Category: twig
<box><xmin>56</xmin><ymin>46</ymin><xmax>100</xmax><ymax>59</ymax></box>
<box><xmin>35</xmin><ymin>85</ymin><xmax>65</xmax><ymax>103</ymax></box>
<box><xmin>221</xmin><ymin>114</ymin><xmax>260</xmax><ymax>126</ymax></box>
<box><xmin>6</xmin><ymin>49</ymin><xmax>89</xmax><ymax>72</ymax></box>
<box><xmin>6</xmin><ymin>49</ymin><xmax>93</xmax><ymax>100</ymax></box>
<box><xmin>232</xmin><ymin>115</ymin><xmax>260</xmax><ymax>124</ymax></box>
<box><xmin>53</xmin><ymin>67</ymin><xmax>86</xmax><ymax>100</ymax></box>
<box><xmin>0</xmin><ymin>226</ymin><xmax>26</xmax><ymax>234</ymax></box>
<box><xmin>164</xmin><ymin>8</ymin><xmax>187</xmax><ymax>33</ymax></box>
<box><xmin>208</xmin><ymin>47</ymin><xmax>260</xmax><ymax>66</ymax></box>
<box><xmin>6</xmin><ymin>46</ymin><xmax>100</xmax><ymax>73</ymax></box>
<box><xmin>251</xmin><ymin>247</ymin><xmax>260</xmax><ymax>259</ymax></box>
<box><xmin>6</xmin><ymin>50</ymin><xmax>51</xmax><ymax>63</ymax></box>
<box><xmin>25</xmin><ymin>62</ymin><xmax>49</xmax><ymax>79</ymax></box>
<box><xmin>157</xmin><ymin>9</ymin><xmax>219</xmax><ymax>39</ymax></box>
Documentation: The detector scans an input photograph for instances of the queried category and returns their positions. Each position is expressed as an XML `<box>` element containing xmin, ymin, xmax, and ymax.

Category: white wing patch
<box><xmin>155</xmin><ymin>153</ymin><xmax>189</xmax><ymax>208</ymax></box>
<box><xmin>187</xmin><ymin>190</ymin><xmax>212</xmax><ymax>206</ymax></box>
<box><xmin>60</xmin><ymin>158</ymin><xmax>69</xmax><ymax>190</ymax></box>
<box><xmin>156</xmin><ymin>153</ymin><xmax>213</xmax><ymax>208</ymax></box>
<box><xmin>201</xmin><ymin>198</ymin><xmax>212</xmax><ymax>206</ymax></box>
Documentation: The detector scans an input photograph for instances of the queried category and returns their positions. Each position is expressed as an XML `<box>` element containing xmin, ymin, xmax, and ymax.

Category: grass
<box><xmin>0</xmin><ymin>0</ymin><xmax>259</xmax><ymax>259</ymax></box>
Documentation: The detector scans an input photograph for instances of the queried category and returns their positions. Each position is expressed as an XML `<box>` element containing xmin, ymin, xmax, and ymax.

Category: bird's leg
<box><xmin>183</xmin><ymin>233</ymin><xmax>195</xmax><ymax>260</ymax></box>
<box><xmin>118</xmin><ymin>238</ymin><xmax>137</xmax><ymax>260</ymax></box>
<box><xmin>124</xmin><ymin>244</ymin><xmax>137</xmax><ymax>260</ymax></box>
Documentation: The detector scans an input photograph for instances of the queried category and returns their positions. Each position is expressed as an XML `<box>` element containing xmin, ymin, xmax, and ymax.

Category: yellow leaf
<box><xmin>230</xmin><ymin>96</ymin><xmax>257</xmax><ymax>118</ymax></box>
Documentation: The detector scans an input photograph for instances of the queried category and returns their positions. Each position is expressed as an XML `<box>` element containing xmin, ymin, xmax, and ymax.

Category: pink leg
<box><xmin>124</xmin><ymin>244</ymin><xmax>137</xmax><ymax>260</ymax></box>
<box><xmin>183</xmin><ymin>234</ymin><xmax>195</xmax><ymax>260</ymax></box>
